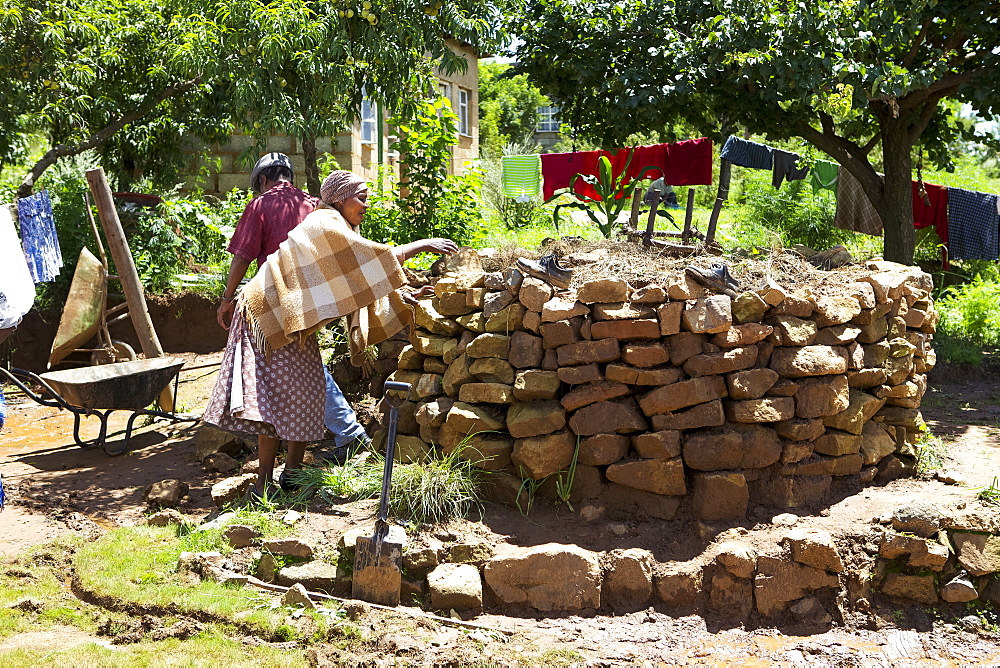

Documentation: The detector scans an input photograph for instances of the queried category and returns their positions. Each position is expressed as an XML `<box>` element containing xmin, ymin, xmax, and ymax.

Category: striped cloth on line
<box><xmin>501</xmin><ymin>154</ymin><xmax>541</xmax><ymax>201</ymax></box>
<box><xmin>947</xmin><ymin>187</ymin><xmax>1000</xmax><ymax>261</ymax></box>
<box><xmin>834</xmin><ymin>168</ymin><xmax>883</xmax><ymax>236</ymax></box>
<box><xmin>720</xmin><ymin>135</ymin><xmax>773</xmax><ymax>170</ymax></box>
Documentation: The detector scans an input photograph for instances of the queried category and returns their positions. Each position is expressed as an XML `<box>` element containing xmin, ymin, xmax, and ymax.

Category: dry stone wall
<box><xmin>382</xmin><ymin>259</ymin><xmax>938</xmax><ymax>520</ymax></box>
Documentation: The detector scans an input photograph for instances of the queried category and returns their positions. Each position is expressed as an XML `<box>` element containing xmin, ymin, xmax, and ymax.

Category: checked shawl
<box><xmin>239</xmin><ymin>206</ymin><xmax>410</xmax><ymax>365</ymax></box>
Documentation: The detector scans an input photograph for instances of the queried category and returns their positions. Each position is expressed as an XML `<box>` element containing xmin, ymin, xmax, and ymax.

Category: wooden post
<box><xmin>682</xmin><ymin>189</ymin><xmax>696</xmax><ymax>243</ymax></box>
<box><xmin>628</xmin><ymin>190</ymin><xmax>643</xmax><ymax>231</ymax></box>
<box><xmin>643</xmin><ymin>199</ymin><xmax>660</xmax><ymax>246</ymax></box>
<box><xmin>85</xmin><ymin>167</ymin><xmax>174</xmax><ymax>412</ymax></box>
<box><xmin>718</xmin><ymin>158</ymin><xmax>733</xmax><ymax>201</ymax></box>
<box><xmin>705</xmin><ymin>197</ymin><xmax>725</xmax><ymax>248</ymax></box>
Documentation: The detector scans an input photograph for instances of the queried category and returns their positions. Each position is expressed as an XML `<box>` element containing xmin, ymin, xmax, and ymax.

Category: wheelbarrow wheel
<box><xmin>90</xmin><ymin>340</ymin><xmax>136</xmax><ymax>366</ymax></box>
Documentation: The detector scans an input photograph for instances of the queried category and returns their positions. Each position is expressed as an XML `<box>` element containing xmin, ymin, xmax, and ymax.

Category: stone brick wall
<box><xmin>380</xmin><ymin>259</ymin><xmax>938</xmax><ymax>521</ymax></box>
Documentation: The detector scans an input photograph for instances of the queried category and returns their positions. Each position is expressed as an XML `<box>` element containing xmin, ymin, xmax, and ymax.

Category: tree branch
<box><xmin>897</xmin><ymin>66</ymin><xmax>987</xmax><ymax>112</ymax></box>
<box><xmin>901</xmin><ymin>18</ymin><xmax>931</xmax><ymax>69</ymax></box>
<box><xmin>17</xmin><ymin>77</ymin><xmax>203</xmax><ymax>198</ymax></box>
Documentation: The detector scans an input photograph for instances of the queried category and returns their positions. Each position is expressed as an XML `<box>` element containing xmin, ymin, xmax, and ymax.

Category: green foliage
<box><xmin>513</xmin><ymin>0</ymin><xmax>1000</xmax><ymax>264</ymax></box>
<box><xmin>729</xmin><ymin>169</ymin><xmax>853</xmax><ymax>251</ymax></box>
<box><xmin>914</xmin><ymin>432</ymin><xmax>947</xmax><ymax>475</ymax></box>
<box><xmin>554</xmin><ymin>436</ymin><xmax>581</xmax><ymax>512</ymax></box>
<box><xmin>478</xmin><ymin>61</ymin><xmax>549</xmax><ymax>158</ymax></box>
<box><xmin>977</xmin><ymin>477</ymin><xmax>1000</xmax><ymax>507</ymax></box>
<box><xmin>1</xmin><ymin>0</ymin><xmax>513</xmax><ymax>195</ymax></box>
<box><xmin>937</xmin><ymin>267</ymin><xmax>1000</xmax><ymax>347</ymax></box>
<box><xmin>364</xmin><ymin>99</ymin><xmax>485</xmax><ymax>247</ymax></box>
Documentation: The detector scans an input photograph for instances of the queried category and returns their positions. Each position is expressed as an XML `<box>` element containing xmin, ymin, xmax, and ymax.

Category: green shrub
<box><xmin>937</xmin><ymin>269</ymin><xmax>1000</xmax><ymax>347</ymax></box>
<box><xmin>729</xmin><ymin>169</ymin><xmax>853</xmax><ymax>251</ymax></box>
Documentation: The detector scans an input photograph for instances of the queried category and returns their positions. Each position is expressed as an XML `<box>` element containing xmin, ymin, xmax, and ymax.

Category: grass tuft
<box><xmin>976</xmin><ymin>477</ymin><xmax>1000</xmax><ymax>507</ymax></box>
<box><xmin>293</xmin><ymin>445</ymin><xmax>485</xmax><ymax>525</ymax></box>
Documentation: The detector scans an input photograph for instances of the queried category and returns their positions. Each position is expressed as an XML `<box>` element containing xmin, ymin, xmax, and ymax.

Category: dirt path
<box><xmin>1</xmin><ymin>362</ymin><xmax>999</xmax><ymax>664</ymax></box>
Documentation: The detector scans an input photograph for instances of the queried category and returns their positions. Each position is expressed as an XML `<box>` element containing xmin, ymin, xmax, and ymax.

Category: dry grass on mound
<box><xmin>479</xmin><ymin>238</ymin><xmax>876</xmax><ymax>295</ymax></box>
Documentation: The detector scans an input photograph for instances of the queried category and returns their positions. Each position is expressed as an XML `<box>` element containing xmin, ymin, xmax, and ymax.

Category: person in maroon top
<box><xmin>217</xmin><ymin>153</ymin><xmax>318</xmax><ymax>329</ymax></box>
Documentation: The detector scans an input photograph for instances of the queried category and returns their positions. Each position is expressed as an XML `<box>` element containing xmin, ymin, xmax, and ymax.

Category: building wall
<box><xmin>184</xmin><ymin>40</ymin><xmax>480</xmax><ymax>196</ymax></box>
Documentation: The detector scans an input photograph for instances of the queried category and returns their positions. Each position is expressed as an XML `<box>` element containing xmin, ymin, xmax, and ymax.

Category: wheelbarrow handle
<box><xmin>378</xmin><ymin>381</ymin><xmax>411</xmax><ymax>524</ymax></box>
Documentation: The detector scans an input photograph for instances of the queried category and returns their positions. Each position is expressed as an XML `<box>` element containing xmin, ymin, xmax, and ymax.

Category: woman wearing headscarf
<box><xmin>203</xmin><ymin>170</ymin><xmax>456</xmax><ymax>496</ymax></box>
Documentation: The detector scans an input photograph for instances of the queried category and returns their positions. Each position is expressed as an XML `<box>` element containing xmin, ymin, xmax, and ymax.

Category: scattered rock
<box><xmin>204</xmin><ymin>452</ymin><xmax>240</xmax><ymax>474</ymax></box>
<box><xmin>145</xmin><ymin>509</ymin><xmax>186</xmax><ymax>527</ymax></box>
<box><xmin>603</xmin><ymin>548</ymin><xmax>654</xmax><ymax>613</ymax></box>
<box><xmin>891</xmin><ymin>500</ymin><xmax>942</xmax><ymax>537</ymax></box>
<box><xmin>276</xmin><ymin>562</ymin><xmax>341</xmax><ymax>594</ymax></box>
<box><xmin>194</xmin><ymin>423</ymin><xmax>245</xmax><ymax>461</ymax></box>
<box><xmin>789</xmin><ymin>595</ymin><xmax>832</xmax><ymax>624</ymax></box>
<box><xmin>223</xmin><ymin>524</ymin><xmax>259</xmax><ymax>549</ymax></box>
<box><xmin>940</xmin><ymin>574</ymin><xmax>978</xmax><ymax>603</ymax></box>
<box><xmin>951</xmin><ymin>532</ymin><xmax>1000</xmax><ymax>576</ymax></box>
<box><xmin>935</xmin><ymin>469</ymin><xmax>966</xmax><ymax>485</ymax></box>
<box><xmin>427</xmin><ymin>563</ymin><xmax>483</xmax><ymax>610</ymax></box>
<box><xmin>448</xmin><ymin>542</ymin><xmax>495</xmax><ymax>565</ymax></box>
<box><xmin>715</xmin><ymin>542</ymin><xmax>757</xmax><ymax>579</ymax></box>
<box><xmin>782</xmin><ymin>528</ymin><xmax>843</xmax><ymax>573</ymax></box>
<box><xmin>262</xmin><ymin>538</ymin><xmax>314</xmax><ymax>559</ymax></box>
<box><xmin>772</xmin><ymin>513</ymin><xmax>799</xmax><ymax>527</ymax></box>
<box><xmin>210</xmin><ymin>474</ymin><xmax>256</xmax><ymax>507</ymax></box>
<box><xmin>881</xmin><ymin>572</ymin><xmax>938</xmax><ymax>605</ymax></box>
<box><xmin>484</xmin><ymin>543</ymin><xmax>601</xmax><ymax>611</ymax></box>
<box><xmin>281</xmin><ymin>582</ymin><xmax>315</xmax><ymax>609</ymax></box>
<box><xmin>143</xmin><ymin>479</ymin><xmax>189</xmax><ymax>508</ymax></box>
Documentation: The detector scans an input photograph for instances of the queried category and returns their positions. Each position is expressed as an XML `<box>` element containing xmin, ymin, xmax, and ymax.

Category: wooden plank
<box><xmin>85</xmin><ymin>167</ymin><xmax>174</xmax><ymax>412</ymax></box>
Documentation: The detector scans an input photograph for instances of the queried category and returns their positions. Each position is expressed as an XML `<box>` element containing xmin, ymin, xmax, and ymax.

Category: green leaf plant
<box><xmin>547</xmin><ymin>153</ymin><xmax>663</xmax><ymax>238</ymax></box>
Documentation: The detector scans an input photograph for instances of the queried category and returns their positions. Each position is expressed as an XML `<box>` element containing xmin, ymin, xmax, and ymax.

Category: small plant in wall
<box><xmin>554</xmin><ymin>436</ymin><xmax>581</xmax><ymax>512</ymax></box>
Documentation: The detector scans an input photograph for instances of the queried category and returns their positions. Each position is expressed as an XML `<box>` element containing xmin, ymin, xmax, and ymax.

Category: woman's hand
<box><xmin>420</xmin><ymin>238</ymin><xmax>459</xmax><ymax>255</ymax></box>
<box><xmin>401</xmin><ymin>285</ymin><xmax>435</xmax><ymax>305</ymax></box>
<box><xmin>216</xmin><ymin>299</ymin><xmax>235</xmax><ymax>330</ymax></box>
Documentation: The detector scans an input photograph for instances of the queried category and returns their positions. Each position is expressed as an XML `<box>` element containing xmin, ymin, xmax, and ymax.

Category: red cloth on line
<box><xmin>540</xmin><ymin>150</ymin><xmax>603</xmax><ymax>200</ymax></box>
<box><xmin>912</xmin><ymin>180</ymin><xmax>949</xmax><ymax>269</ymax></box>
<box><xmin>227</xmin><ymin>181</ymin><xmax>319</xmax><ymax>266</ymax></box>
<box><xmin>541</xmin><ymin>138</ymin><xmax>714</xmax><ymax>201</ymax></box>
<box><xmin>912</xmin><ymin>180</ymin><xmax>949</xmax><ymax>244</ymax></box>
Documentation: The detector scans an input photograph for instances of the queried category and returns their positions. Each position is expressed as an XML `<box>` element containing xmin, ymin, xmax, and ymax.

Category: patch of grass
<box><xmin>0</xmin><ymin>628</ymin><xmax>309</xmax><ymax>667</ymax></box>
<box><xmin>915</xmin><ymin>432</ymin><xmax>948</xmax><ymax>475</ymax></box>
<box><xmin>976</xmin><ymin>477</ymin><xmax>1000</xmax><ymax>507</ymax></box>
<box><xmin>177</xmin><ymin>508</ymin><xmax>295</xmax><ymax>554</ymax></box>
<box><xmin>74</xmin><ymin>526</ymin><xmax>350</xmax><ymax>642</ymax></box>
<box><xmin>293</xmin><ymin>445</ymin><xmax>486</xmax><ymax>524</ymax></box>
<box><xmin>536</xmin><ymin>648</ymin><xmax>587</xmax><ymax>666</ymax></box>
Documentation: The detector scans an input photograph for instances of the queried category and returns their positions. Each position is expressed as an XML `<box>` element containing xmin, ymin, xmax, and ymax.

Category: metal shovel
<box><xmin>352</xmin><ymin>380</ymin><xmax>411</xmax><ymax>606</ymax></box>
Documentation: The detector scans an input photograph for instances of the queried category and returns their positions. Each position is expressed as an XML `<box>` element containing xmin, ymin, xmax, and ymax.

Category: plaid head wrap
<box><xmin>320</xmin><ymin>170</ymin><xmax>367</xmax><ymax>206</ymax></box>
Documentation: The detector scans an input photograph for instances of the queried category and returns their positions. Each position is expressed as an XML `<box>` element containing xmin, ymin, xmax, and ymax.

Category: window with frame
<box><xmin>439</xmin><ymin>82</ymin><xmax>452</xmax><ymax>107</ymax></box>
<box><xmin>458</xmin><ymin>88</ymin><xmax>470</xmax><ymax>135</ymax></box>
<box><xmin>360</xmin><ymin>95</ymin><xmax>376</xmax><ymax>144</ymax></box>
<box><xmin>537</xmin><ymin>105</ymin><xmax>560</xmax><ymax>132</ymax></box>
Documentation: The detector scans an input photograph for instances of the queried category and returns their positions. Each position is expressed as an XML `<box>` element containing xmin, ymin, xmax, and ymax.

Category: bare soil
<box><xmin>2</xmin><ymin>345</ymin><xmax>1000</xmax><ymax>664</ymax></box>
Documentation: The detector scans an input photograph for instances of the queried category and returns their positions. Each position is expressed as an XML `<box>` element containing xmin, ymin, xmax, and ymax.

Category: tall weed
<box><xmin>937</xmin><ymin>268</ymin><xmax>1000</xmax><ymax>347</ymax></box>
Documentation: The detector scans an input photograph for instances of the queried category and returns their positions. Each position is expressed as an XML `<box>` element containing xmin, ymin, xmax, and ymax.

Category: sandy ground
<box><xmin>2</xmin><ymin>355</ymin><xmax>1000</xmax><ymax>664</ymax></box>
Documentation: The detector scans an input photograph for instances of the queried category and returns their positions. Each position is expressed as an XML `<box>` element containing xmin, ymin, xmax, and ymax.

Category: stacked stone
<box><xmin>383</xmin><ymin>259</ymin><xmax>937</xmax><ymax>520</ymax></box>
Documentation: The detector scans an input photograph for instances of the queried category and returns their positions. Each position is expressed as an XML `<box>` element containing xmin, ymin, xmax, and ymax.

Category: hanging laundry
<box><xmin>911</xmin><ymin>181</ymin><xmax>949</xmax><ymax>246</ymax></box>
<box><xmin>17</xmin><ymin>190</ymin><xmax>62</xmax><ymax>283</ymax></box>
<box><xmin>660</xmin><ymin>137</ymin><xmax>714</xmax><ymax>186</ymax></box>
<box><xmin>0</xmin><ymin>205</ymin><xmax>36</xmax><ymax>331</ymax></box>
<box><xmin>772</xmin><ymin>149</ymin><xmax>809</xmax><ymax>188</ymax></box>
<box><xmin>501</xmin><ymin>154</ymin><xmax>542</xmax><ymax>202</ymax></box>
<box><xmin>541</xmin><ymin>150</ymin><xmax>603</xmax><ymax>200</ymax></box>
<box><xmin>720</xmin><ymin>136</ymin><xmax>773</xmax><ymax>170</ymax></box>
<box><xmin>834</xmin><ymin>169</ymin><xmax>883</xmax><ymax>236</ymax></box>
<box><xmin>947</xmin><ymin>188</ymin><xmax>1000</xmax><ymax>261</ymax></box>
<box><xmin>810</xmin><ymin>160</ymin><xmax>840</xmax><ymax>194</ymax></box>
<box><xmin>0</xmin><ymin>389</ymin><xmax>6</xmax><ymax>433</ymax></box>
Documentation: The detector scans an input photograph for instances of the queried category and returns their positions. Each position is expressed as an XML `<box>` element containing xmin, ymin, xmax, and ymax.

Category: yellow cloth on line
<box><xmin>239</xmin><ymin>205</ymin><xmax>410</xmax><ymax>366</ymax></box>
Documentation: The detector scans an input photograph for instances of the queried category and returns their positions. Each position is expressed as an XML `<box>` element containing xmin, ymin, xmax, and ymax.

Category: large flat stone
<box><xmin>484</xmin><ymin>543</ymin><xmax>601</xmax><ymax>611</ymax></box>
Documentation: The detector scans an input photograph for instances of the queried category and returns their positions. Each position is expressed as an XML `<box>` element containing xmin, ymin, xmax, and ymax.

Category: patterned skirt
<box><xmin>203</xmin><ymin>309</ymin><xmax>325</xmax><ymax>442</ymax></box>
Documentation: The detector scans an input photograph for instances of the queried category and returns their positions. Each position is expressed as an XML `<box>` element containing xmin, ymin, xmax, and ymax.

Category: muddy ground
<box><xmin>2</xmin><ymin>347</ymin><xmax>1000</xmax><ymax>664</ymax></box>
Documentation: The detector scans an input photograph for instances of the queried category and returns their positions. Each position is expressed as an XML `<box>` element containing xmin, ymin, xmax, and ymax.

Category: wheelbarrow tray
<box><xmin>38</xmin><ymin>357</ymin><xmax>185</xmax><ymax>410</ymax></box>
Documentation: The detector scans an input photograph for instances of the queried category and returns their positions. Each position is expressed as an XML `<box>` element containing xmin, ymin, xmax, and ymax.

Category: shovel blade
<box><xmin>352</xmin><ymin>523</ymin><xmax>405</xmax><ymax>606</ymax></box>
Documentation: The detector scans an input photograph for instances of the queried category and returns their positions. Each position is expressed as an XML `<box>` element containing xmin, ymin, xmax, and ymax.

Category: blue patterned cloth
<box><xmin>720</xmin><ymin>135</ymin><xmax>773</xmax><ymax>170</ymax></box>
<box><xmin>947</xmin><ymin>187</ymin><xmax>1000</xmax><ymax>261</ymax></box>
<box><xmin>17</xmin><ymin>190</ymin><xmax>63</xmax><ymax>283</ymax></box>
<box><xmin>0</xmin><ymin>387</ymin><xmax>6</xmax><ymax>433</ymax></box>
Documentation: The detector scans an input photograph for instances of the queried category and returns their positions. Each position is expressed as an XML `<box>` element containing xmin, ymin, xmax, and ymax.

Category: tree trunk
<box><xmin>302</xmin><ymin>135</ymin><xmax>320</xmax><ymax>197</ymax></box>
<box><xmin>876</xmin><ymin>118</ymin><xmax>915</xmax><ymax>265</ymax></box>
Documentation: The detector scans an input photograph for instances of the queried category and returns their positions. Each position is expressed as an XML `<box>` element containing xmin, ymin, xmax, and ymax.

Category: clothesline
<box><xmin>722</xmin><ymin>134</ymin><xmax>1000</xmax><ymax>263</ymax></box>
<box><xmin>500</xmin><ymin>138</ymin><xmax>715</xmax><ymax>202</ymax></box>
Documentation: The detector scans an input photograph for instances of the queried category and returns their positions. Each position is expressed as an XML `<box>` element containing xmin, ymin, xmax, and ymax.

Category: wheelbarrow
<box><xmin>0</xmin><ymin>357</ymin><xmax>198</xmax><ymax>456</ymax></box>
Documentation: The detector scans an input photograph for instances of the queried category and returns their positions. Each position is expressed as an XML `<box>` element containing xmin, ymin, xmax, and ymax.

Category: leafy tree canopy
<box><xmin>478</xmin><ymin>61</ymin><xmax>549</xmax><ymax>156</ymax></box>
<box><xmin>0</xmin><ymin>0</ymin><xmax>511</xmax><ymax>196</ymax></box>
<box><xmin>513</xmin><ymin>0</ymin><xmax>1000</xmax><ymax>264</ymax></box>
